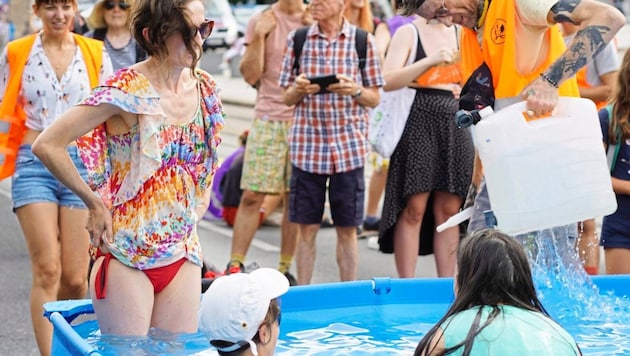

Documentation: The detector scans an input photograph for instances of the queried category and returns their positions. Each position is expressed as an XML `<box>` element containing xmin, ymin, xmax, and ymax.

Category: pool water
<box><xmin>78</xmin><ymin>227</ymin><xmax>630</xmax><ymax>355</ymax></box>
<box><xmin>83</xmin><ymin>284</ymin><xmax>630</xmax><ymax>355</ymax></box>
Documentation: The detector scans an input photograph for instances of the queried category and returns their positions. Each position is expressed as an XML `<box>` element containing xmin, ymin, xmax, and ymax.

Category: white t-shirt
<box><xmin>516</xmin><ymin>0</ymin><xmax>558</xmax><ymax>26</ymax></box>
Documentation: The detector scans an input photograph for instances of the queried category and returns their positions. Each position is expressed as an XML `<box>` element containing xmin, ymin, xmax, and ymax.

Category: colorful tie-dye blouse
<box><xmin>76</xmin><ymin>68</ymin><xmax>224</xmax><ymax>270</ymax></box>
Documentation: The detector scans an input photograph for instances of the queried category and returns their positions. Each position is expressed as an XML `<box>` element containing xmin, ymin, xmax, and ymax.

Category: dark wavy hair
<box><xmin>129</xmin><ymin>0</ymin><xmax>202</xmax><ymax>72</ymax></box>
<box><xmin>414</xmin><ymin>229</ymin><xmax>551</xmax><ymax>356</ymax></box>
<box><xmin>399</xmin><ymin>0</ymin><xmax>426</xmax><ymax>16</ymax></box>
<box><xmin>609</xmin><ymin>49</ymin><xmax>630</xmax><ymax>144</ymax></box>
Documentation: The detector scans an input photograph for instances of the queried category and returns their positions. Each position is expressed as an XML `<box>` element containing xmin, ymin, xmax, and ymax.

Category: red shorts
<box><xmin>94</xmin><ymin>252</ymin><xmax>187</xmax><ymax>299</ymax></box>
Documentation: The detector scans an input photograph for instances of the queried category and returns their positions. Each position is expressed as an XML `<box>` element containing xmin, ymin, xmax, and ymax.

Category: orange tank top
<box><xmin>416</xmin><ymin>27</ymin><xmax>463</xmax><ymax>86</ymax></box>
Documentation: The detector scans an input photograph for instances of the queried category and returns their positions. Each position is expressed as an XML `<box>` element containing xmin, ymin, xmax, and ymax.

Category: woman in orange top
<box><xmin>378</xmin><ymin>16</ymin><xmax>473</xmax><ymax>278</ymax></box>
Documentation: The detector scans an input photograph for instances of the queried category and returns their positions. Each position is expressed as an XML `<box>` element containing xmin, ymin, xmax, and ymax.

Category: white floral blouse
<box><xmin>0</xmin><ymin>33</ymin><xmax>113</xmax><ymax>131</ymax></box>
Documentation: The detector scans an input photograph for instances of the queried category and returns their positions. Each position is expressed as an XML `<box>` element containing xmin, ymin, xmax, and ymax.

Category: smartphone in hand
<box><xmin>307</xmin><ymin>75</ymin><xmax>339</xmax><ymax>94</ymax></box>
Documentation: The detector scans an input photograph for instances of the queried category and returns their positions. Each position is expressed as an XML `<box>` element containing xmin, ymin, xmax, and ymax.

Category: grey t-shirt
<box><xmin>85</xmin><ymin>30</ymin><xmax>138</xmax><ymax>71</ymax></box>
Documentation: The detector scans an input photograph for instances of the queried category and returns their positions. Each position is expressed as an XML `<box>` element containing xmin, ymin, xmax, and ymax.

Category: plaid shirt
<box><xmin>278</xmin><ymin>20</ymin><xmax>384</xmax><ymax>174</ymax></box>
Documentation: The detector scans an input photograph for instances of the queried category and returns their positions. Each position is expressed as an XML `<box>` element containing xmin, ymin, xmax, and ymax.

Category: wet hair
<box><xmin>129</xmin><ymin>0</ymin><xmax>202</xmax><ymax>72</ymax></box>
<box><xmin>211</xmin><ymin>299</ymin><xmax>281</xmax><ymax>356</ymax></box>
<box><xmin>399</xmin><ymin>0</ymin><xmax>426</xmax><ymax>16</ymax></box>
<box><xmin>34</xmin><ymin>0</ymin><xmax>76</xmax><ymax>6</ymax></box>
<box><xmin>86</xmin><ymin>0</ymin><xmax>136</xmax><ymax>30</ymax></box>
<box><xmin>609</xmin><ymin>49</ymin><xmax>630</xmax><ymax>144</ymax></box>
<box><xmin>414</xmin><ymin>229</ymin><xmax>550</xmax><ymax>356</ymax></box>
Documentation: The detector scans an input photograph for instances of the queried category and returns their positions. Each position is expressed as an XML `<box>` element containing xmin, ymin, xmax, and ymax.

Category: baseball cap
<box><xmin>198</xmin><ymin>268</ymin><xmax>290</xmax><ymax>353</ymax></box>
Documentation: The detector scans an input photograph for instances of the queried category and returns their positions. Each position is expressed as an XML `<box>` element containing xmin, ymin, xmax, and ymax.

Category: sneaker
<box><xmin>363</xmin><ymin>216</ymin><xmax>380</xmax><ymax>231</ymax></box>
<box><xmin>367</xmin><ymin>236</ymin><xmax>380</xmax><ymax>250</ymax></box>
<box><xmin>320</xmin><ymin>215</ymin><xmax>334</xmax><ymax>228</ymax></box>
<box><xmin>284</xmin><ymin>271</ymin><xmax>298</xmax><ymax>286</ymax></box>
<box><xmin>225</xmin><ymin>260</ymin><xmax>245</xmax><ymax>275</ymax></box>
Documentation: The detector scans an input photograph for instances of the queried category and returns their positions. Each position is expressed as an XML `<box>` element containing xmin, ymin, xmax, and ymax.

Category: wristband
<box><xmin>540</xmin><ymin>72</ymin><xmax>559</xmax><ymax>88</ymax></box>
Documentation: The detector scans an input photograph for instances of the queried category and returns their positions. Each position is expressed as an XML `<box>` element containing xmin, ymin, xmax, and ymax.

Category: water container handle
<box><xmin>455</xmin><ymin>106</ymin><xmax>494</xmax><ymax>128</ymax></box>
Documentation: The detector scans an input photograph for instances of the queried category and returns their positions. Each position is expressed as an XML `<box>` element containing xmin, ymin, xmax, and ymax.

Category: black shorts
<box><xmin>289</xmin><ymin>165</ymin><xmax>364</xmax><ymax>227</ymax></box>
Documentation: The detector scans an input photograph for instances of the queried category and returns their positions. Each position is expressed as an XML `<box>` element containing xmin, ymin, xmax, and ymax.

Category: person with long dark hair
<box><xmin>598</xmin><ymin>49</ymin><xmax>630</xmax><ymax>275</ymax></box>
<box><xmin>415</xmin><ymin>229</ymin><xmax>582</xmax><ymax>356</ymax></box>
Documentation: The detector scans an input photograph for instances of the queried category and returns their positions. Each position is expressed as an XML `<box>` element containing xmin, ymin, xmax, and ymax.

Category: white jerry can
<box><xmin>474</xmin><ymin>97</ymin><xmax>617</xmax><ymax>235</ymax></box>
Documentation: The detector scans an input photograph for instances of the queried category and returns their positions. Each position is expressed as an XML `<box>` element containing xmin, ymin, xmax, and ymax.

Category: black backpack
<box><xmin>291</xmin><ymin>27</ymin><xmax>368</xmax><ymax>75</ymax></box>
<box><xmin>92</xmin><ymin>28</ymin><xmax>148</xmax><ymax>64</ymax></box>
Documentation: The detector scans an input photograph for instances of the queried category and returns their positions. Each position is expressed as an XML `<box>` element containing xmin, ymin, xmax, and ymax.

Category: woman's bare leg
<box><xmin>393</xmin><ymin>192</ymin><xmax>430</xmax><ymax>278</ymax></box>
<box><xmin>16</xmin><ymin>202</ymin><xmax>61</xmax><ymax>356</ymax></box>
<box><xmin>432</xmin><ymin>192</ymin><xmax>463</xmax><ymax>277</ymax></box>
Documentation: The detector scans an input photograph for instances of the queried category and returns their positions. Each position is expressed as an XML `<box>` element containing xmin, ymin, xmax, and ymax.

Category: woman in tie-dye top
<box><xmin>32</xmin><ymin>0</ymin><xmax>223</xmax><ymax>337</ymax></box>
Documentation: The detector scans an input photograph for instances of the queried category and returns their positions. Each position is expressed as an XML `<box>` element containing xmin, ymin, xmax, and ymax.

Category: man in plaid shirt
<box><xmin>278</xmin><ymin>0</ymin><xmax>384</xmax><ymax>285</ymax></box>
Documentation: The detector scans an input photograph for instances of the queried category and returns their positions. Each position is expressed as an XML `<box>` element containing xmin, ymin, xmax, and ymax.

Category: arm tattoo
<box><xmin>550</xmin><ymin>0</ymin><xmax>581</xmax><ymax>24</ymax></box>
<box><xmin>545</xmin><ymin>25</ymin><xmax>610</xmax><ymax>85</ymax></box>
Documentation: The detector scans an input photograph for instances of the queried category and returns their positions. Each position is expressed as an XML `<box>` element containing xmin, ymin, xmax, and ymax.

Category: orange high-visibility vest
<box><xmin>460</xmin><ymin>0</ymin><xmax>579</xmax><ymax>100</ymax></box>
<box><xmin>0</xmin><ymin>34</ymin><xmax>103</xmax><ymax>180</ymax></box>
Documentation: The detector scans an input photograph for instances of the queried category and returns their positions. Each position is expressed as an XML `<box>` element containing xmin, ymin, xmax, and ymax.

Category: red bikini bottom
<box><xmin>94</xmin><ymin>252</ymin><xmax>187</xmax><ymax>299</ymax></box>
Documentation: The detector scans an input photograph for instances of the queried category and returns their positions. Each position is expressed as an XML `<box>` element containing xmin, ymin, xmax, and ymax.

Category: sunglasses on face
<box><xmin>195</xmin><ymin>19</ymin><xmax>215</xmax><ymax>40</ymax></box>
<box><xmin>104</xmin><ymin>1</ymin><xmax>131</xmax><ymax>11</ymax></box>
<box><xmin>427</xmin><ymin>0</ymin><xmax>450</xmax><ymax>24</ymax></box>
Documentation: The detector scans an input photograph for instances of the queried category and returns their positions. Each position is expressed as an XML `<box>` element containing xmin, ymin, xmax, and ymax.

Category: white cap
<box><xmin>198</xmin><ymin>268</ymin><xmax>290</xmax><ymax>351</ymax></box>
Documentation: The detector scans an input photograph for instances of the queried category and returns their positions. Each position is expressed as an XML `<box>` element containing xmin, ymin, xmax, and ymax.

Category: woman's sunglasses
<box><xmin>195</xmin><ymin>19</ymin><xmax>215</xmax><ymax>40</ymax></box>
<box><xmin>104</xmin><ymin>1</ymin><xmax>131</xmax><ymax>10</ymax></box>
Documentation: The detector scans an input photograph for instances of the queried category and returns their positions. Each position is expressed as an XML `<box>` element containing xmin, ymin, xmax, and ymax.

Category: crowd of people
<box><xmin>0</xmin><ymin>0</ymin><xmax>628</xmax><ymax>354</ymax></box>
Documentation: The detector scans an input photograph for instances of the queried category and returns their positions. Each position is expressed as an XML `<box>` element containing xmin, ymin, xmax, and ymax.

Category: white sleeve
<box><xmin>516</xmin><ymin>0</ymin><xmax>558</xmax><ymax>26</ymax></box>
<box><xmin>593</xmin><ymin>41</ymin><xmax>620</xmax><ymax>76</ymax></box>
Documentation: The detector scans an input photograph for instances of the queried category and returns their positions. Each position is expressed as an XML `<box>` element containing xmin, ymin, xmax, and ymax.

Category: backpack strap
<box><xmin>292</xmin><ymin>26</ymin><xmax>368</xmax><ymax>76</ymax></box>
<box><xmin>92</xmin><ymin>28</ymin><xmax>107</xmax><ymax>41</ymax></box>
<box><xmin>292</xmin><ymin>27</ymin><xmax>309</xmax><ymax>75</ymax></box>
<box><xmin>355</xmin><ymin>28</ymin><xmax>368</xmax><ymax>73</ymax></box>
<box><xmin>605</xmin><ymin>104</ymin><xmax>621</xmax><ymax>173</ymax></box>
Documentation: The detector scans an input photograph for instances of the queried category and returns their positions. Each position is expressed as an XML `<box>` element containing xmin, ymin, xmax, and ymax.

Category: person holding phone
<box><xmin>278</xmin><ymin>0</ymin><xmax>384</xmax><ymax>285</ymax></box>
<box><xmin>225</xmin><ymin>0</ymin><xmax>312</xmax><ymax>285</ymax></box>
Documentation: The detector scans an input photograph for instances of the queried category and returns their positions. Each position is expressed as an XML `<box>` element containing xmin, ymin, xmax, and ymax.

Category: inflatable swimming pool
<box><xmin>43</xmin><ymin>276</ymin><xmax>630</xmax><ymax>355</ymax></box>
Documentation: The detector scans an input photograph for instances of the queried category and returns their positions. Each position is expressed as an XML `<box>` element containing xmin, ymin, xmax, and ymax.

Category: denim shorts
<box><xmin>289</xmin><ymin>165</ymin><xmax>364</xmax><ymax>227</ymax></box>
<box><xmin>11</xmin><ymin>144</ymin><xmax>88</xmax><ymax>211</ymax></box>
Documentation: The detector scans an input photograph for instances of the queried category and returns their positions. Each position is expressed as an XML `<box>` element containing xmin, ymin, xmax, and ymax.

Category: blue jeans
<box><xmin>11</xmin><ymin>144</ymin><xmax>88</xmax><ymax>211</ymax></box>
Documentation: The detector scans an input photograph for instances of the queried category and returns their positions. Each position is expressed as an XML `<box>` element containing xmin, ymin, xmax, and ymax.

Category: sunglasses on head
<box><xmin>104</xmin><ymin>1</ymin><xmax>131</xmax><ymax>10</ymax></box>
<box><xmin>195</xmin><ymin>19</ymin><xmax>215</xmax><ymax>40</ymax></box>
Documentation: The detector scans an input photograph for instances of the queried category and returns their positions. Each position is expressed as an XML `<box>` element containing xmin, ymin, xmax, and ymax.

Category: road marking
<box><xmin>198</xmin><ymin>218</ymin><xmax>280</xmax><ymax>253</ymax></box>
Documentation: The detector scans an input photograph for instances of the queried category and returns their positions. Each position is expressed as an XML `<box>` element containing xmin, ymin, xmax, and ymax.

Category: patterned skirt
<box><xmin>378</xmin><ymin>88</ymin><xmax>474</xmax><ymax>254</ymax></box>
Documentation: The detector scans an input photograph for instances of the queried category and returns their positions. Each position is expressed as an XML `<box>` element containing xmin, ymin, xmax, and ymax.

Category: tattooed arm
<box><xmin>521</xmin><ymin>0</ymin><xmax>625</xmax><ymax>116</ymax></box>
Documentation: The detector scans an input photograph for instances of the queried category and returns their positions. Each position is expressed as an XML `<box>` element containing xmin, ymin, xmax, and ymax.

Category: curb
<box><xmin>219</xmin><ymin>95</ymin><xmax>255</xmax><ymax>108</ymax></box>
